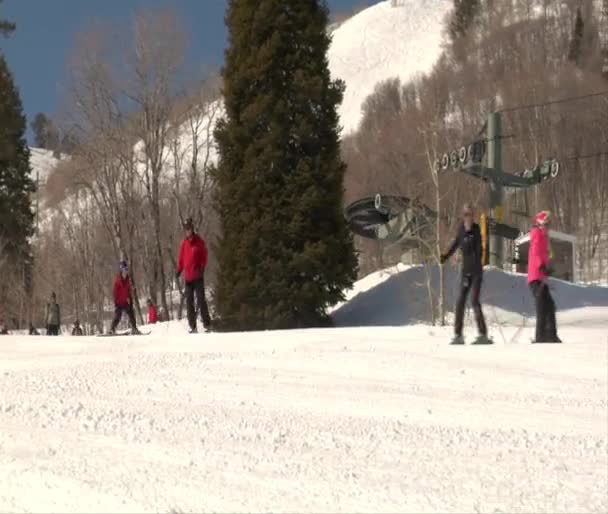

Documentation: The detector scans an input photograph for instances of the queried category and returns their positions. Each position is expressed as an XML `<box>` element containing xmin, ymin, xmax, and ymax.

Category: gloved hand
<box><xmin>175</xmin><ymin>271</ymin><xmax>181</xmax><ymax>281</ymax></box>
<box><xmin>540</xmin><ymin>264</ymin><xmax>553</xmax><ymax>275</ymax></box>
<box><xmin>439</xmin><ymin>254</ymin><xmax>448</xmax><ymax>265</ymax></box>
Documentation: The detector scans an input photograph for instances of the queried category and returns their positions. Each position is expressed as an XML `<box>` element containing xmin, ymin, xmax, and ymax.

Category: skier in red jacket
<box><xmin>110</xmin><ymin>261</ymin><xmax>140</xmax><ymax>335</ymax></box>
<box><xmin>176</xmin><ymin>217</ymin><xmax>212</xmax><ymax>333</ymax></box>
<box><xmin>147</xmin><ymin>298</ymin><xmax>158</xmax><ymax>324</ymax></box>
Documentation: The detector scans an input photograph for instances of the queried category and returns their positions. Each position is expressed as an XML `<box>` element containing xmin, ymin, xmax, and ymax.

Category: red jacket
<box><xmin>528</xmin><ymin>226</ymin><xmax>550</xmax><ymax>284</ymax></box>
<box><xmin>148</xmin><ymin>304</ymin><xmax>158</xmax><ymax>324</ymax></box>
<box><xmin>113</xmin><ymin>275</ymin><xmax>133</xmax><ymax>307</ymax></box>
<box><xmin>177</xmin><ymin>233</ymin><xmax>208</xmax><ymax>283</ymax></box>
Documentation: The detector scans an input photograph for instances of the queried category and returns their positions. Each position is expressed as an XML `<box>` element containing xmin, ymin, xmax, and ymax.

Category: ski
<box><xmin>97</xmin><ymin>330</ymin><xmax>151</xmax><ymax>337</ymax></box>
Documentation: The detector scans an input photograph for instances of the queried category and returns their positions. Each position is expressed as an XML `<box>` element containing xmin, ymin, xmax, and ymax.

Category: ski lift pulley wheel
<box><xmin>374</xmin><ymin>193</ymin><xmax>382</xmax><ymax>211</ymax></box>
<box><xmin>450</xmin><ymin>151</ymin><xmax>459</xmax><ymax>168</ymax></box>
<box><xmin>458</xmin><ymin>146</ymin><xmax>467</xmax><ymax>164</ymax></box>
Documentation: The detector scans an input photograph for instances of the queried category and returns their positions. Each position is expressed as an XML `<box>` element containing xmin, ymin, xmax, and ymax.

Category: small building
<box><xmin>514</xmin><ymin>230</ymin><xmax>577</xmax><ymax>282</ymax></box>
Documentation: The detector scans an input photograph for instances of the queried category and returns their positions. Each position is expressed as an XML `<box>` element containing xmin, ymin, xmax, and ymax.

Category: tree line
<box><xmin>1</xmin><ymin>0</ymin><xmax>356</xmax><ymax>333</ymax></box>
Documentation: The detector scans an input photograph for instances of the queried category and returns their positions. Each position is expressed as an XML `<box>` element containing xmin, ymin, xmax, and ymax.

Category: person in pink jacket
<box><xmin>528</xmin><ymin>211</ymin><xmax>561</xmax><ymax>343</ymax></box>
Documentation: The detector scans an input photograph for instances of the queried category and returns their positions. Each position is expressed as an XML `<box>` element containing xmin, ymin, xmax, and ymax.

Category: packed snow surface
<box><xmin>1</xmin><ymin>311</ymin><xmax>607</xmax><ymax>512</ymax></box>
<box><xmin>328</xmin><ymin>0</ymin><xmax>452</xmax><ymax>134</ymax></box>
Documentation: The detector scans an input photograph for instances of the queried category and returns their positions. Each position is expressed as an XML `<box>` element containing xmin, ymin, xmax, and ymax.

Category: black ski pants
<box><xmin>529</xmin><ymin>280</ymin><xmax>558</xmax><ymax>342</ymax></box>
<box><xmin>47</xmin><ymin>324</ymin><xmax>59</xmax><ymax>336</ymax></box>
<box><xmin>111</xmin><ymin>304</ymin><xmax>137</xmax><ymax>332</ymax></box>
<box><xmin>454</xmin><ymin>272</ymin><xmax>487</xmax><ymax>337</ymax></box>
<box><xmin>185</xmin><ymin>277</ymin><xmax>211</xmax><ymax>330</ymax></box>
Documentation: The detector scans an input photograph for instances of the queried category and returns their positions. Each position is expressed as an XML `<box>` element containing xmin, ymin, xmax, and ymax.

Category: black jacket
<box><xmin>444</xmin><ymin>222</ymin><xmax>483</xmax><ymax>275</ymax></box>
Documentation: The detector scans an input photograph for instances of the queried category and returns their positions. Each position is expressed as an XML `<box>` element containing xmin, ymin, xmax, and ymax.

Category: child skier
<box><xmin>71</xmin><ymin>319</ymin><xmax>84</xmax><ymax>336</ymax></box>
<box><xmin>46</xmin><ymin>292</ymin><xmax>61</xmax><ymax>335</ymax></box>
<box><xmin>176</xmin><ymin>217</ymin><xmax>212</xmax><ymax>333</ymax></box>
<box><xmin>147</xmin><ymin>298</ymin><xmax>158</xmax><ymax>324</ymax></box>
<box><xmin>440</xmin><ymin>204</ymin><xmax>490</xmax><ymax>344</ymax></box>
<box><xmin>528</xmin><ymin>211</ymin><xmax>561</xmax><ymax>343</ymax></box>
<box><xmin>110</xmin><ymin>261</ymin><xmax>140</xmax><ymax>335</ymax></box>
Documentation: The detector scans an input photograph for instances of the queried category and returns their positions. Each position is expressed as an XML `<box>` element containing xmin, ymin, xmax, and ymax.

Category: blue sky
<box><xmin>0</xmin><ymin>0</ymin><xmax>382</xmax><ymax>143</ymax></box>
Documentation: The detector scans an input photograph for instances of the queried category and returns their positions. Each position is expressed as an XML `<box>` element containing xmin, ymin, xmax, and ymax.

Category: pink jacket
<box><xmin>528</xmin><ymin>226</ymin><xmax>549</xmax><ymax>284</ymax></box>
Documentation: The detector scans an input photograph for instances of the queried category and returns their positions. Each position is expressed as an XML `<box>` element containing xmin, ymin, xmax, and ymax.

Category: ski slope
<box><xmin>1</xmin><ymin>306</ymin><xmax>607</xmax><ymax>512</ymax></box>
<box><xmin>328</xmin><ymin>0</ymin><xmax>451</xmax><ymax>134</ymax></box>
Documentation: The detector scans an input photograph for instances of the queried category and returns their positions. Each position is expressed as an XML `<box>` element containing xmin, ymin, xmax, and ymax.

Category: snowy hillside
<box><xmin>328</xmin><ymin>0</ymin><xmax>452</xmax><ymax>134</ymax></box>
<box><xmin>1</xmin><ymin>317</ymin><xmax>606</xmax><ymax>512</ymax></box>
<box><xmin>29</xmin><ymin>147</ymin><xmax>66</xmax><ymax>185</ymax></box>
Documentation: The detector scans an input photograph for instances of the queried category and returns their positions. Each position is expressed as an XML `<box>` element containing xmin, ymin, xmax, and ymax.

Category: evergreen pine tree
<box><xmin>213</xmin><ymin>0</ymin><xmax>358</xmax><ymax>331</ymax></box>
<box><xmin>568</xmin><ymin>8</ymin><xmax>584</xmax><ymax>65</ymax></box>
<box><xmin>0</xmin><ymin>53</ymin><xmax>36</xmax><ymax>258</ymax></box>
<box><xmin>448</xmin><ymin>0</ymin><xmax>481</xmax><ymax>43</ymax></box>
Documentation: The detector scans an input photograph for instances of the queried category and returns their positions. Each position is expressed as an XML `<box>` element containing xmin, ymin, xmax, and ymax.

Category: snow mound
<box><xmin>332</xmin><ymin>265</ymin><xmax>608</xmax><ymax>328</ymax></box>
<box><xmin>328</xmin><ymin>0</ymin><xmax>452</xmax><ymax>134</ymax></box>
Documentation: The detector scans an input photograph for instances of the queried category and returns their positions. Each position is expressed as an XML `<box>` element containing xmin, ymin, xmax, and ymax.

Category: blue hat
<box><xmin>119</xmin><ymin>261</ymin><xmax>129</xmax><ymax>273</ymax></box>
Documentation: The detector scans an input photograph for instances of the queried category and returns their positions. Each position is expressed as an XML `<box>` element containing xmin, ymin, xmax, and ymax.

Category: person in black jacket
<box><xmin>440</xmin><ymin>204</ymin><xmax>489</xmax><ymax>344</ymax></box>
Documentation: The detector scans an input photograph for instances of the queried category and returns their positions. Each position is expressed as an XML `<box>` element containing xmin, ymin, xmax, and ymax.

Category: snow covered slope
<box><xmin>29</xmin><ymin>147</ymin><xmax>66</xmax><ymax>185</ymax></box>
<box><xmin>0</xmin><ymin>321</ymin><xmax>606</xmax><ymax>513</ymax></box>
<box><xmin>328</xmin><ymin>0</ymin><xmax>452</xmax><ymax>134</ymax></box>
<box><xmin>332</xmin><ymin>264</ymin><xmax>608</xmax><ymax>330</ymax></box>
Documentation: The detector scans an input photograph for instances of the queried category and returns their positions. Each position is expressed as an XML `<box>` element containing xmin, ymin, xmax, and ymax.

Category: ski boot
<box><xmin>130</xmin><ymin>327</ymin><xmax>141</xmax><ymax>335</ymax></box>
<box><xmin>450</xmin><ymin>334</ymin><xmax>465</xmax><ymax>345</ymax></box>
<box><xmin>472</xmin><ymin>334</ymin><xmax>493</xmax><ymax>345</ymax></box>
<box><xmin>188</xmin><ymin>327</ymin><xmax>198</xmax><ymax>334</ymax></box>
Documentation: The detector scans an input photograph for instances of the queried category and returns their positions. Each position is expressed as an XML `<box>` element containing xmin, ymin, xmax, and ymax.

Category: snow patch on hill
<box><xmin>328</xmin><ymin>0</ymin><xmax>452</xmax><ymax>134</ymax></box>
<box><xmin>29</xmin><ymin>147</ymin><xmax>66</xmax><ymax>185</ymax></box>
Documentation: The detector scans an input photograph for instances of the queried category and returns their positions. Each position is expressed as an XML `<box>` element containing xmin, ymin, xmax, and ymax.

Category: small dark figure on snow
<box><xmin>147</xmin><ymin>299</ymin><xmax>158</xmax><ymax>325</ymax></box>
<box><xmin>29</xmin><ymin>324</ymin><xmax>39</xmax><ymax>335</ymax></box>
<box><xmin>528</xmin><ymin>211</ymin><xmax>561</xmax><ymax>343</ymax></box>
<box><xmin>110</xmin><ymin>261</ymin><xmax>140</xmax><ymax>335</ymax></box>
<box><xmin>46</xmin><ymin>292</ymin><xmax>61</xmax><ymax>336</ymax></box>
<box><xmin>0</xmin><ymin>319</ymin><xmax>7</xmax><ymax>335</ymax></box>
<box><xmin>71</xmin><ymin>319</ymin><xmax>84</xmax><ymax>336</ymax></box>
<box><xmin>176</xmin><ymin>217</ymin><xmax>212</xmax><ymax>333</ymax></box>
<box><xmin>441</xmin><ymin>204</ymin><xmax>489</xmax><ymax>344</ymax></box>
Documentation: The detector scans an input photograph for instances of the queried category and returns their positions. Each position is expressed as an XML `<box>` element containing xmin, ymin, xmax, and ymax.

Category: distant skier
<box><xmin>440</xmin><ymin>204</ymin><xmax>489</xmax><ymax>344</ymax></box>
<box><xmin>29</xmin><ymin>323</ymin><xmax>40</xmax><ymax>335</ymax></box>
<box><xmin>46</xmin><ymin>292</ymin><xmax>61</xmax><ymax>336</ymax></box>
<box><xmin>176</xmin><ymin>217</ymin><xmax>212</xmax><ymax>333</ymax></box>
<box><xmin>528</xmin><ymin>211</ymin><xmax>561</xmax><ymax>343</ymax></box>
<box><xmin>71</xmin><ymin>319</ymin><xmax>84</xmax><ymax>336</ymax></box>
<box><xmin>110</xmin><ymin>261</ymin><xmax>140</xmax><ymax>335</ymax></box>
<box><xmin>147</xmin><ymin>298</ymin><xmax>158</xmax><ymax>325</ymax></box>
<box><xmin>0</xmin><ymin>318</ymin><xmax>8</xmax><ymax>335</ymax></box>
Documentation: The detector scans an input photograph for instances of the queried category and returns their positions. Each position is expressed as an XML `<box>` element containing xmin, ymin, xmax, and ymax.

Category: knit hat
<box><xmin>119</xmin><ymin>260</ymin><xmax>129</xmax><ymax>273</ymax></box>
<box><xmin>535</xmin><ymin>210</ymin><xmax>551</xmax><ymax>226</ymax></box>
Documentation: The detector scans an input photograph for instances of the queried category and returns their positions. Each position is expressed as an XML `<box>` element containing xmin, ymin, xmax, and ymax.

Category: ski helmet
<box><xmin>535</xmin><ymin>211</ymin><xmax>551</xmax><ymax>226</ymax></box>
<box><xmin>183</xmin><ymin>217</ymin><xmax>194</xmax><ymax>231</ymax></box>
